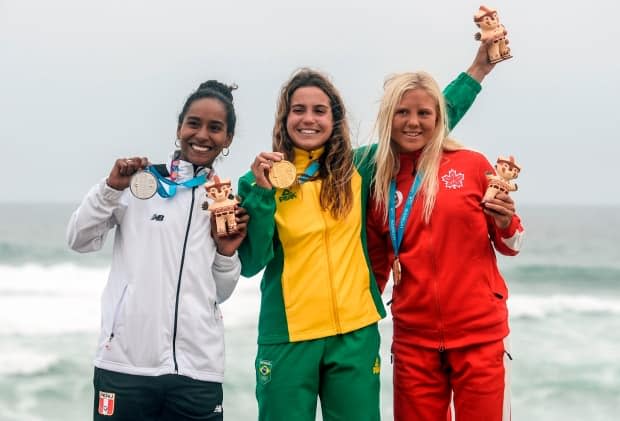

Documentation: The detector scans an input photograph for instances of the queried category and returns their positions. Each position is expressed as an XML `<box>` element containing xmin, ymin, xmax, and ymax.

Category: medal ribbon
<box><xmin>147</xmin><ymin>165</ymin><xmax>208</xmax><ymax>198</ymax></box>
<box><xmin>297</xmin><ymin>161</ymin><xmax>320</xmax><ymax>185</ymax></box>
<box><xmin>388</xmin><ymin>172</ymin><xmax>423</xmax><ymax>259</ymax></box>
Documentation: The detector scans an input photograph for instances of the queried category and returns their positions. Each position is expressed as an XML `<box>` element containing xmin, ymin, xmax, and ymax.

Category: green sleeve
<box><xmin>443</xmin><ymin>72</ymin><xmax>482</xmax><ymax>130</ymax></box>
<box><xmin>237</xmin><ymin>171</ymin><xmax>277</xmax><ymax>277</ymax></box>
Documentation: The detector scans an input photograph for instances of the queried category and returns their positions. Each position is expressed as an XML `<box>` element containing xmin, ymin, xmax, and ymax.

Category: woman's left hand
<box><xmin>212</xmin><ymin>206</ymin><xmax>250</xmax><ymax>256</ymax></box>
<box><xmin>482</xmin><ymin>192</ymin><xmax>515</xmax><ymax>229</ymax></box>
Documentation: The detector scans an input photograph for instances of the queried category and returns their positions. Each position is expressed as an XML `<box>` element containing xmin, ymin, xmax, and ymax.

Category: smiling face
<box><xmin>390</xmin><ymin>88</ymin><xmax>438</xmax><ymax>153</ymax></box>
<box><xmin>176</xmin><ymin>97</ymin><xmax>232</xmax><ymax>167</ymax></box>
<box><xmin>480</xmin><ymin>13</ymin><xmax>499</xmax><ymax>30</ymax></box>
<box><xmin>286</xmin><ymin>86</ymin><xmax>334</xmax><ymax>151</ymax></box>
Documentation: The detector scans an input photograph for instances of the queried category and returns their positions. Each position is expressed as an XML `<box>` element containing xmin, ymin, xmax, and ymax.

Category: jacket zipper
<box><xmin>429</xmin><ymin>226</ymin><xmax>446</xmax><ymax>352</ymax></box>
<box><xmin>172</xmin><ymin>185</ymin><xmax>197</xmax><ymax>372</ymax></box>
<box><xmin>106</xmin><ymin>284</ymin><xmax>128</xmax><ymax>347</ymax></box>
<box><xmin>319</xmin><ymin>191</ymin><xmax>341</xmax><ymax>333</ymax></box>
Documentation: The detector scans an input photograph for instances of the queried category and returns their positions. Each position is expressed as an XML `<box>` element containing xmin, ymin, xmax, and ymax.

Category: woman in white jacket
<box><xmin>67</xmin><ymin>80</ymin><xmax>248</xmax><ymax>421</ymax></box>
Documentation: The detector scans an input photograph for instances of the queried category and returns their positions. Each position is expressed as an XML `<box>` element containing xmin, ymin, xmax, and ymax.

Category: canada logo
<box><xmin>98</xmin><ymin>391</ymin><xmax>115</xmax><ymax>416</ymax></box>
<box><xmin>441</xmin><ymin>169</ymin><xmax>464</xmax><ymax>189</ymax></box>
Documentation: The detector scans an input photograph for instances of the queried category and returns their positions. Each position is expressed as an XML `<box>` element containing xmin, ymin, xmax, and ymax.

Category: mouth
<box><xmin>189</xmin><ymin>143</ymin><xmax>214</xmax><ymax>153</ymax></box>
<box><xmin>297</xmin><ymin>128</ymin><xmax>320</xmax><ymax>135</ymax></box>
<box><xmin>402</xmin><ymin>131</ymin><xmax>423</xmax><ymax>138</ymax></box>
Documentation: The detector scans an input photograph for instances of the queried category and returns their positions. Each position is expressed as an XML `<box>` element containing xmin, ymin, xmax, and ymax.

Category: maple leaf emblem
<box><xmin>441</xmin><ymin>169</ymin><xmax>464</xmax><ymax>189</ymax></box>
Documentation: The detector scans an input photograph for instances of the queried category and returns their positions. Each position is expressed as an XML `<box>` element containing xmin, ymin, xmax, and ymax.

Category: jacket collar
<box><xmin>292</xmin><ymin>146</ymin><xmax>324</xmax><ymax>173</ymax></box>
<box><xmin>167</xmin><ymin>150</ymin><xmax>214</xmax><ymax>182</ymax></box>
<box><xmin>398</xmin><ymin>150</ymin><xmax>423</xmax><ymax>176</ymax></box>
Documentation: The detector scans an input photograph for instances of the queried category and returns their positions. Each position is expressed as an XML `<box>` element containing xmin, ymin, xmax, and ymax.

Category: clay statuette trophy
<box><xmin>483</xmin><ymin>155</ymin><xmax>521</xmax><ymax>202</ymax></box>
<box><xmin>474</xmin><ymin>5</ymin><xmax>512</xmax><ymax>64</ymax></box>
<box><xmin>202</xmin><ymin>176</ymin><xmax>239</xmax><ymax>237</ymax></box>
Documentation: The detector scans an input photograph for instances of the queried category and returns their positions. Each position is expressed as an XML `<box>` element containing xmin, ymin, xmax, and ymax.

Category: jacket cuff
<box><xmin>251</xmin><ymin>183</ymin><xmax>276</xmax><ymax>198</ymax></box>
<box><xmin>99</xmin><ymin>178</ymin><xmax>125</xmax><ymax>202</ymax></box>
<box><xmin>214</xmin><ymin>251</ymin><xmax>240</xmax><ymax>268</ymax></box>
<box><xmin>496</xmin><ymin>215</ymin><xmax>521</xmax><ymax>238</ymax></box>
<box><xmin>456</xmin><ymin>72</ymin><xmax>482</xmax><ymax>94</ymax></box>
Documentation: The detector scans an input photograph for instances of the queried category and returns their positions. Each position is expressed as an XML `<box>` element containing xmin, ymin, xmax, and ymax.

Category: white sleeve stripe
<box><xmin>501</xmin><ymin>229</ymin><xmax>524</xmax><ymax>252</ymax></box>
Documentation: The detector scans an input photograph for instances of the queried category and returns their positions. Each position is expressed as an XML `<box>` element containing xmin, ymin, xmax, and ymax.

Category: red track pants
<box><xmin>392</xmin><ymin>338</ymin><xmax>511</xmax><ymax>421</ymax></box>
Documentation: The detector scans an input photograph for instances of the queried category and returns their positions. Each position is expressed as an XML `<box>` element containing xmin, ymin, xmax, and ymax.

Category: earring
<box><xmin>222</xmin><ymin>147</ymin><xmax>230</xmax><ymax>157</ymax></box>
<box><xmin>175</xmin><ymin>139</ymin><xmax>180</xmax><ymax>148</ymax></box>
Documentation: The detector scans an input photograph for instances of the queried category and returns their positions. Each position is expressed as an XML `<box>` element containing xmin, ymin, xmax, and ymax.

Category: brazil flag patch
<box><xmin>258</xmin><ymin>360</ymin><xmax>272</xmax><ymax>385</ymax></box>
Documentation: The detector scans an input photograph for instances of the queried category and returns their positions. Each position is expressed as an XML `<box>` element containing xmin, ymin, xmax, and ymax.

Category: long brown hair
<box><xmin>273</xmin><ymin>68</ymin><xmax>354</xmax><ymax>219</ymax></box>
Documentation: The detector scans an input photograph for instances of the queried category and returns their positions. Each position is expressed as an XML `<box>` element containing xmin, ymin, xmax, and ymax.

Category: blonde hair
<box><xmin>273</xmin><ymin>68</ymin><xmax>354</xmax><ymax>219</ymax></box>
<box><xmin>372</xmin><ymin>71</ymin><xmax>463</xmax><ymax>223</ymax></box>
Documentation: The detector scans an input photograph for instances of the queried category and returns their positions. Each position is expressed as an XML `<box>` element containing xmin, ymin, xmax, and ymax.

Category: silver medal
<box><xmin>129</xmin><ymin>170</ymin><xmax>157</xmax><ymax>199</ymax></box>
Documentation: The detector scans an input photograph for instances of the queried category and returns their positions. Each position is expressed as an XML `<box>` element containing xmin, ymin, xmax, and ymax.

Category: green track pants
<box><xmin>255</xmin><ymin>323</ymin><xmax>381</xmax><ymax>421</ymax></box>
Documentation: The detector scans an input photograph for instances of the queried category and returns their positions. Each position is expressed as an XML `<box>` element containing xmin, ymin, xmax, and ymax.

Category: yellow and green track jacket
<box><xmin>238</xmin><ymin>72</ymin><xmax>481</xmax><ymax>345</ymax></box>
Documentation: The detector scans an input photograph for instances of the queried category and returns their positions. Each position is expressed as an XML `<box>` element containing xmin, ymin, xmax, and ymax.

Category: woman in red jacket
<box><xmin>367</xmin><ymin>71</ymin><xmax>524</xmax><ymax>421</ymax></box>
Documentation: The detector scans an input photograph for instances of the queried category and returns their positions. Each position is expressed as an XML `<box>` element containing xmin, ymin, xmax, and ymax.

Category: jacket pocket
<box><xmin>207</xmin><ymin>301</ymin><xmax>224</xmax><ymax>329</ymax></box>
<box><xmin>104</xmin><ymin>282</ymin><xmax>129</xmax><ymax>342</ymax></box>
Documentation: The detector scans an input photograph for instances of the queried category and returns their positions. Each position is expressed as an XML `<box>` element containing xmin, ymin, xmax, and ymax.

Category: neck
<box><xmin>293</xmin><ymin>145</ymin><xmax>325</xmax><ymax>161</ymax></box>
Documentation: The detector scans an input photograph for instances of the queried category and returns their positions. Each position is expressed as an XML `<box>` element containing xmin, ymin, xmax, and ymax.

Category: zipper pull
<box><xmin>105</xmin><ymin>333</ymin><xmax>114</xmax><ymax>350</ymax></box>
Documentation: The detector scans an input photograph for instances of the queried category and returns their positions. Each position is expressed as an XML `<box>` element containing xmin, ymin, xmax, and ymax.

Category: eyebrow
<box><xmin>186</xmin><ymin>116</ymin><xmax>225</xmax><ymax>125</ymax></box>
<box><xmin>291</xmin><ymin>102</ymin><xmax>330</xmax><ymax>108</ymax></box>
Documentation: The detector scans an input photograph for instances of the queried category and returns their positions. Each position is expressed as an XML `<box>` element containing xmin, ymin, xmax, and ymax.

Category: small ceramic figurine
<box><xmin>483</xmin><ymin>155</ymin><xmax>521</xmax><ymax>202</ymax></box>
<box><xmin>202</xmin><ymin>176</ymin><xmax>239</xmax><ymax>237</ymax></box>
<box><xmin>474</xmin><ymin>5</ymin><xmax>512</xmax><ymax>64</ymax></box>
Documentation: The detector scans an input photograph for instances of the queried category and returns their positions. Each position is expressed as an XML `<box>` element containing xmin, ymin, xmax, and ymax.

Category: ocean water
<box><xmin>0</xmin><ymin>203</ymin><xmax>619</xmax><ymax>420</ymax></box>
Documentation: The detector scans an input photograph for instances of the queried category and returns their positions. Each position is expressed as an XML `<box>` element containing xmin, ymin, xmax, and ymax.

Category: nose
<box><xmin>301</xmin><ymin>111</ymin><xmax>315</xmax><ymax>124</ymax></box>
<box><xmin>405</xmin><ymin>115</ymin><xmax>419</xmax><ymax>128</ymax></box>
<box><xmin>195</xmin><ymin>125</ymin><xmax>209</xmax><ymax>140</ymax></box>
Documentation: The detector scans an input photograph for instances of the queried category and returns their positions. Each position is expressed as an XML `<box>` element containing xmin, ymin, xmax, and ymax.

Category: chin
<box><xmin>294</xmin><ymin>141</ymin><xmax>327</xmax><ymax>151</ymax></box>
<box><xmin>187</xmin><ymin>154</ymin><xmax>215</xmax><ymax>167</ymax></box>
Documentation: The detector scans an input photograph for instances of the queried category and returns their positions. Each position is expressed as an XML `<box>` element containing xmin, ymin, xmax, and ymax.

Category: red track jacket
<box><xmin>367</xmin><ymin>149</ymin><xmax>524</xmax><ymax>350</ymax></box>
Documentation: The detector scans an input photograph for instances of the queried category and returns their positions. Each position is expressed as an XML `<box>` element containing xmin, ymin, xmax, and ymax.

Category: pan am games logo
<box><xmin>98</xmin><ymin>391</ymin><xmax>115</xmax><ymax>416</ymax></box>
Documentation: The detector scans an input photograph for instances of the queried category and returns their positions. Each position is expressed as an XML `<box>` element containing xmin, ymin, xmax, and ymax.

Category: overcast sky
<box><xmin>1</xmin><ymin>0</ymin><xmax>618</xmax><ymax>205</ymax></box>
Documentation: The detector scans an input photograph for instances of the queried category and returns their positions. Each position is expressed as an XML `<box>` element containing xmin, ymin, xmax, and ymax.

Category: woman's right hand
<box><xmin>466</xmin><ymin>28</ymin><xmax>508</xmax><ymax>83</ymax></box>
<box><xmin>251</xmin><ymin>152</ymin><xmax>285</xmax><ymax>189</ymax></box>
<box><xmin>106</xmin><ymin>157</ymin><xmax>149</xmax><ymax>191</ymax></box>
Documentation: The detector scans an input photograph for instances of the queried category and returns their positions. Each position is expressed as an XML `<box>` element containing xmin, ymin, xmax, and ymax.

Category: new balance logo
<box><xmin>279</xmin><ymin>189</ymin><xmax>297</xmax><ymax>202</ymax></box>
<box><xmin>150</xmin><ymin>214</ymin><xmax>165</xmax><ymax>221</ymax></box>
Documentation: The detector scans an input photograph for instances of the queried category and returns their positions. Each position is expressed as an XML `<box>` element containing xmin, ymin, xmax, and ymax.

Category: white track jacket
<box><xmin>67</xmin><ymin>162</ymin><xmax>240</xmax><ymax>383</ymax></box>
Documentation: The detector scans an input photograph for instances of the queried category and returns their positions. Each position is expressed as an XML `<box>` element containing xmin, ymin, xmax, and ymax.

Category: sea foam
<box><xmin>509</xmin><ymin>294</ymin><xmax>620</xmax><ymax>319</ymax></box>
<box><xmin>0</xmin><ymin>263</ymin><xmax>261</xmax><ymax>336</ymax></box>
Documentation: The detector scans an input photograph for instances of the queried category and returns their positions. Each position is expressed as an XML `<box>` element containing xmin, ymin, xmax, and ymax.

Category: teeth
<box><xmin>191</xmin><ymin>144</ymin><xmax>211</xmax><ymax>152</ymax></box>
<box><xmin>300</xmin><ymin>129</ymin><xmax>318</xmax><ymax>134</ymax></box>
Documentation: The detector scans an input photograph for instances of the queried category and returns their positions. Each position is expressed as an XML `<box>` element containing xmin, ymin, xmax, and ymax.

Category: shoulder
<box><xmin>443</xmin><ymin>149</ymin><xmax>493</xmax><ymax>174</ymax></box>
<box><xmin>445</xmin><ymin>148</ymin><xmax>489</xmax><ymax>163</ymax></box>
<box><xmin>353</xmin><ymin>144</ymin><xmax>377</xmax><ymax>168</ymax></box>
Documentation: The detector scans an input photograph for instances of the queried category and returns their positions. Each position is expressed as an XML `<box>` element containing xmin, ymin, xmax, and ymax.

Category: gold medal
<box><xmin>268</xmin><ymin>160</ymin><xmax>297</xmax><ymax>189</ymax></box>
<box><xmin>392</xmin><ymin>257</ymin><xmax>401</xmax><ymax>286</ymax></box>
